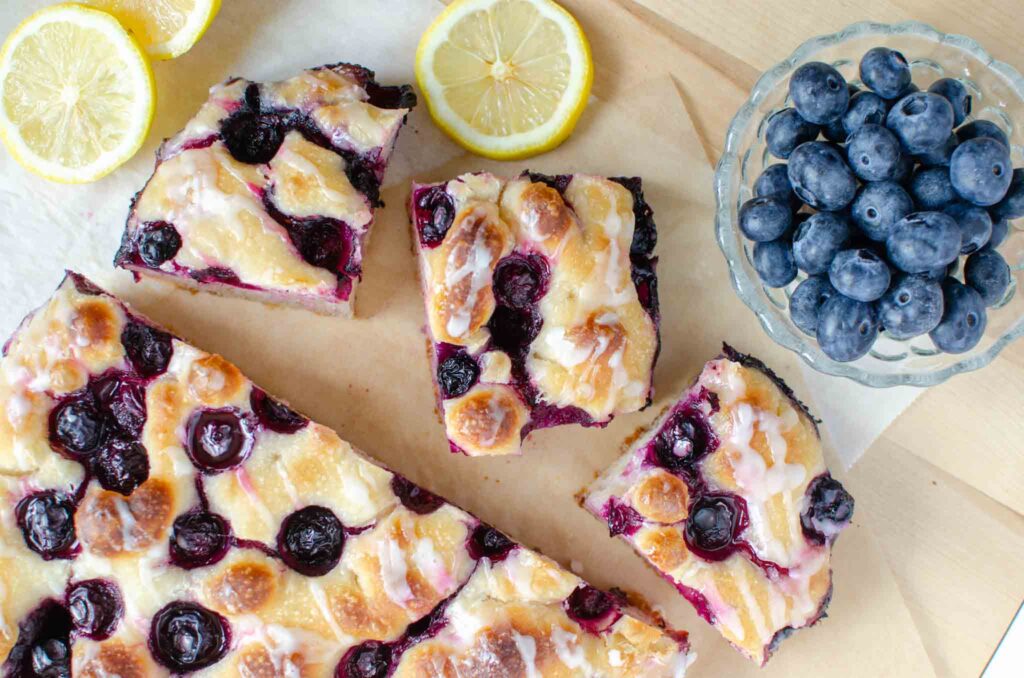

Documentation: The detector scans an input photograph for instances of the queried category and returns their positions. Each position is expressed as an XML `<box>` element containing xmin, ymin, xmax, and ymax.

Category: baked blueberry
<box><xmin>752</xmin><ymin>239</ymin><xmax>797</xmax><ymax>287</ymax></box>
<box><xmin>149</xmin><ymin>602</ymin><xmax>230</xmax><ymax>671</ymax></box>
<box><xmin>950</xmin><ymin>137</ymin><xmax>1013</xmax><ymax>206</ymax></box>
<box><xmin>414</xmin><ymin>186</ymin><xmax>455</xmax><ymax>247</ymax></box>
<box><xmin>929</xmin><ymin>278</ymin><xmax>987</xmax><ymax>352</ymax></box>
<box><xmin>436</xmin><ymin>352</ymin><xmax>479</xmax><ymax>398</ymax></box>
<box><xmin>493</xmin><ymin>254</ymin><xmax>548</xmax><ymax>307</ymax></box>
<box><xmin>3</xmin><ymin>600</ymin><xmax>73</xmax><ymax>678</ymax></box>
<box><xmin>846</xmin><ymin>124</ymin><xmax>902</xmax><ymax>182</ymax></box>
<box><xmin>787</xmin><ymin>141</ymin><xmax>857</xmax><ymax>210</ymax></box>
<box><xmin>51</xmin><ymin>394</ymin><xmax>107</xmax><ymax>458</ymax></box>
<box><xmin>927</xmin><ymin>78</ymin><xmax>972</xmax><ymax>126</ymax></box>
<box><xmin>564</xmin><ymin>585</ymin><xmax>617</xmax><ymax>628</ymax></box>
<box><xmin>789</xmin><ymin>62</ymin><xmax>850</xmax><ymax>124</ymax></box>
<box><xmin>877</xmin><ymin>274</ymin><xmax>944</xmax><ymax>339</ymax></box>
<box><xmin>842</xmin><ymin>91</ymin><xmax>889</xmax><ymax>136</ymax></box>
<box><xmin>829</xmin><ymin>249</ymin><xmax>891</xmax><ymax>302</ymax></box>
<box><xmin>93</xmin><ymin>440</ymin><xmax>149</xmax><ymax>496</ymax></box>
<box><xmin>885</xmin><ymin>92</ymin><xmax>955</xmax><ymax>154</ymax></box>
<box><xmin>816</xmin><ymin>295</ymin><xmax>879</xmax><ymax>362</ymax></box>
<box><xmin>754</xmin><ymin>163</ymin><xmax>799</xmax><ymax>208</ymax></box>
<box><xmin>137</xmin><ymin>222</ymin><xmax>182</xmax><ymax>267</ymax></box>
<box><xmin>391</xmin><ymin>475</ymin><xmax>444</xmax><ymax>515</ymax></box>
<box><xmin>684</xmin><ymin>495</ymin><xmax>743</xmax><ymax>559</ymax></box>
<box><xmin>859</xmin><ymin>47</ymin><xmax>911</xmax><ymax>99</ymax></box>
<box><xmin>988</xmin><ymin>218</ymin><xmax>1010</xmax><ymax>249</ymax></box>
<box><xmin>956</xmin><ymin>119</ymin><xmax>1010</xmax><ymax>148</ymax></box>
<box><xmin>186</xmin><ymin>408</ymin><xmax>254</xmax><ymax>473</ymax></box>
<box><xmin>16</xmin><ymin>491</ymin><xmax>78</xmax><ymax>560</ymax></box>
<box><xmin>789</xmin><ymin>275</ymin><xmax>837</xmax><ymax>336</ymax></box>
<box><xmin>610</xmin><ymin>176</ymin><xmax>658</xmax><ymax>256</ymax></box>
<box><xmin>120</xmin><ymin>321</ymin><xmax>173</xmax><ymax>378</ymax></box>
<box><xmin>169</xmin><ymin>510</ymin><xmax>231</xmax><ymax>569</ymax></box>
<box><xmin>765</xmin><ymin>108</ymin><xmax>819</xmax><ymax>159</ymax></box>
<box><xmin>278</xmin><ymin>506</ymin><xmax>345</xmax><ymax>576</ymax></box>
<box><xmin>487</xmin><ymin>305</ymin><xmax>541</xmax><ymax>352</ymax></box>
<box><xmin>991</xmin><ymin>168</ymin><xmax>1024</xmax><ymax>221</ymax></box>
<box><xmin>337</xmin><ymin>641</ymin><xmax>391</xmax><ymax>678</ymax></box>
<box><xmin>250</xmin><ymin>388</ymin><xmax>309</xmax><ymax>434</ymax></box>
<box><xmin>908</xmin><ymin>167</ymin><xmax>957</xmax><ymax>210</ymax></box>
<box><xmin>886</xmin><ymin>212</ymin><xmax>962</xmax><ymax>273</ymax></box>
<box><xmin>92</xmin><ymin>375</ymin><xmax>146</xmax><ymax>438</ymax></box>
<box><xmin>964</xmin><ymin>248</ymin><xmax>1011</xmax><ymax>306</ymax></box>
<box><xmin>914</xmin><ymin>134</ymin><xmax>957</xmax><ymax>167</ymax></box>
<box><xmin>653</xmin><ymin>409</ymin><xmax>710</xmax><ymax>469</ymax></box>
<box><xmin>800</xmin><ymin>475</ymin><xmax>854</xmax><ymax>545</ymax></box>
<box><xmin>792</xmin><ymin>211</ymin><xmax>851</xmax><ymax>274</ymax></box>
<box><xmin>851</xmin><ymin>181</ymin><xmax>914</xmax><ymax>241</ymax></box>
<box><xmin>943</xmin><ymin>202</ymin><xmax>993</xmax><ymax>254</ymax></box>
<box><xmin>468</xmin><ymin>524</ymin><xmax>515</xmax><ymax>561</ymax></box>
<box><xmin>739</xmin><ymin>197</ymin><xmax>793</xmax><ymax>241</ymax></box>
<box><xmin>220</xmin><ymin>111</ymin><xmax>285</xmax><ymax>164</ymax></box>
<box><xmin>66</xmin><ymin>579</ymin><xmax>123</xmax><ymax>640</ymax></box>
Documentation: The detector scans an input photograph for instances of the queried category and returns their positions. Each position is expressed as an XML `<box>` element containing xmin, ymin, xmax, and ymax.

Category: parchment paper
<box><xmin>0</xmin><ymin>1</ymin><xmax>935</xmax><ymax>675</ymax></box>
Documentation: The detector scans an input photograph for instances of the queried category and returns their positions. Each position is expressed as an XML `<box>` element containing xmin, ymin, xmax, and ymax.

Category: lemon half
<box><xmin>0</xmin><ymin>3</ymin><xmax>155</xmax><ymax>183</ymax></box>
<box><xmin>416</xmin><ymin>0</ymin><xmax>593</xmax><ymax>160</ymax></box>
<box><xmin>86</xmin><ymin>0</ymin><xmax>221</xmax><ymax>60</ymax></box>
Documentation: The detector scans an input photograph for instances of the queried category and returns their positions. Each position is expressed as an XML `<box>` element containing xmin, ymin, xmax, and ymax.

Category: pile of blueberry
<box><xmin>741</xmin><ymin>46</ymin><xmax>1021</xmax><ymax>362</ymax></box>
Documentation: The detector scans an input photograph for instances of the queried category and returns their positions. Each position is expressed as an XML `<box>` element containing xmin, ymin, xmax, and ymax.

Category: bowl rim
<box><xmin>714</xmin><ymin>19</ymin><xmax>1024</xmax><ymax>388</ymax></box>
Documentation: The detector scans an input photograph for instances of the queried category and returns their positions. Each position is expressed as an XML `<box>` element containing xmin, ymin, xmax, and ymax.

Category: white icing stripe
<box><xmin>726</xmin><ymin>402</ymin><xmax>806</xmax><ymax>502</ymax></box>
<box><xmin>443</xmin><ymin>221</ymin><xmax>498</xmax><ymax>339</ymax></box>
<box><xmin>377</xmin><ymin>536</ymin><xmax>414</xmax><ymax>606</ymax></box>
<box><xmin>511</xmin><ymin>631</ymin><xmax>541</xmax><ymax>678</ymax></box>
<box><xmin>550</xmin><ymin>625</ymin><xmax>592</xmax><ymax>672</ymax></box>
<box><xmin>734</xmin><ymin>562</ymin><xmax>771</xmax><ymax>646</ymax></box>
<box><xmin>307</xmin><ymin>579</ymin><xmax>346</xmax><ymax>642</ymax></box>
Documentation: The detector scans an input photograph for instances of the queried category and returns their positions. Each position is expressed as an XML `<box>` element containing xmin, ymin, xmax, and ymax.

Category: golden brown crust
<box><xmin>443</xmin><ymin>385</ymin><xmax>528</xmax><ymax>456</ymax></box>
<box><xmin>78</xmin><ymin>479</ymin><xmax>174</xmax><ymax>556</ymax></box>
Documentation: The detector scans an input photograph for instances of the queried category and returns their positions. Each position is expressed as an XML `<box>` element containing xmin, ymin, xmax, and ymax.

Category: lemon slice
<box><xmin>416</xmin><ymin>0</ymin><xmax>593</xmax><ymax>160</ymax></box>
<box><xmin>85</xmin><ymin>0</ymin><xmax>221</xmax><ymax>60</ymax></box>
<box><xmin>0</xmin><ymin>3</ymin><xmax>155</xmax><ymax>183</ymax></box>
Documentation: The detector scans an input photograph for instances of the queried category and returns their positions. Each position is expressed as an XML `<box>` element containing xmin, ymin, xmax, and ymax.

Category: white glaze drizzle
<box><xmin>511</xmin><ymin>631</ymin><xmax>540</xmax><ymax>678</ymax></box>
<box><xmin>377</xmin><ymin>536</ymin><xmax>414</xmax><ymax>606</ymax></box>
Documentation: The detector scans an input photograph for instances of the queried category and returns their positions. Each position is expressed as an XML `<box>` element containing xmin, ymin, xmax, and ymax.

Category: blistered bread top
<box><xmin>412</xmin><ymin>172</ymin><xmax>659</xmax><ymax>456</ymax></box>
<box><xmin>115</xmin><ymin>63</ymin><xmax>414</xmax><ymax>306</ymax></box>
<box><xmin>583</xmin><ymin>348</ymin><xmax>853</xmax><ymax>665</ymax></box>
<box><xmin>0</xmin><ymin>273</ymin><xmax>692</xmax><ymax>677</ymax></box>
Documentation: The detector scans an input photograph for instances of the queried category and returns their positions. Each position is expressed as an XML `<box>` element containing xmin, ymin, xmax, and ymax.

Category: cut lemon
<box><xmin>85</xmin><ymin>0</ymin><xmax>221</xmax><ymax>60</ymax></box>
<box><xmin>0</xmin><ymin>3</ymin><xmax>155</xmax><ymax>183</ymax></box>
<box><xmin>416</xmin><ymin>0</ymin><xmax>593</xmax><ymax>160</ymax></box>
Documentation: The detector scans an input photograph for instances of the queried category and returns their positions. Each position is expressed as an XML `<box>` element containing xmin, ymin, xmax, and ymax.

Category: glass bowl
<box><xmin>714</xmin><ymin>21</ymin><xmax>1024</xmax><ymax>388</ymax></box>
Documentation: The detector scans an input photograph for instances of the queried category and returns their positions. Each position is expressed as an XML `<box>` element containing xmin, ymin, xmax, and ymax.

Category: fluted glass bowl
<box><xmin>714</xmin><ymin>21</ymin><xmax>1024</xmax><ymax>388</ymax></box>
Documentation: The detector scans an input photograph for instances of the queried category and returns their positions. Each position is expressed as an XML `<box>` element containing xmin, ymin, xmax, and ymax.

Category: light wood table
<box><xmin>570</xmin><ymin>2</ymin><xmax>1024</xmax><ymax>676</ymax></box>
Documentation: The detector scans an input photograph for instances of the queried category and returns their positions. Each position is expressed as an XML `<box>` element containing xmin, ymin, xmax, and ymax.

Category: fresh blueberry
<box><xmin>436</xmin><ymin>352</ymin><xmax>479</xmax><ymax>398</ymax></box>
<box><xmin>789</xmin><ymin>62</ymin><xmax>850</xmax><ymax>124</ymax></box>
<box><xmin>915</xmin><ymin>134</ymin><xmax>957</xmax><ymax>167</ymax></box>
<box><xmin>739</xmin><ymin>197</ymin><xmax>792</xmax><ymax>241</ymax></box>
<box><xmin>765</xmin><ymin>108</ymin><xmax>819</xmax><ymax>159</ymax></box>
<box><xmin>51</xmin><ymin>395</ymin><xmax>107</xmax><ymax>458</ymax></box>
<box><xmin>149</xmin><ymin>602</ymin><xmax>230</xmax><ymax>672</ymax></box>
<box><xmin>886</xmin><ymin>211</ymin><xmax>962</xmax><ymax>273</ymax></box>
<box><xmin>338</xmin><ymin>641</ymin><xmax>391</xmax><ymax>678</ymax></box>
<box><xmin>859</xmin><ymin>47</ymin><xmax>911</xmax><ymax>99</ymax></box>
<box><xmin>467</xmin><ymin>524</ymin><xmax>515</xmax><ymax>561</ymax></box>
<box><xmin>851</xmin><ymin>181</ymin><xmax>914</xmax><ymax>241</ymax></box>
<box><xmin>893</xmin><ymin>152</ymin><xmax>914</xmax><ymax>184</ymax></box>
<box><xmin>752</xmin><ymin>239</ymin><xmax>797</xmax><ymax>287</ymax></box>
<box><xmin>792</xmin><ymin>211</ymin><xmax>851</xmax><ymax>274</ymax></box>
<box><xmin>877</xmin><ymin>274</ymin><xmax>944</xmax><ymax>339</ymax></box>
<box><xmin>278</xmin><ymin>506</ymin><xmax>345</xmax><ymax>576</ymax></box>
<box><xmin>789</xmin><ymin>275</ymin><xmax>837</xmax><ymax>336</ymax></box>
<box><xmin>842</xmin><ymin>91</ymin><xmax>889</xmax><ymax>136</ymax></box>
<box><xmin>829</xmin><ymin>249</ymin><xmax>891</xmax><ymax>302</ymax></box>
<box><xmin>928</xmin><ymin>78</ymin><xmax>972</xmax><ymax>126</ymax></box>
<box><xmin>956</xmin><ymin>119</ymin><xmax>1010</xmax><ymax>148</ymax></box>
<box><xmin>754</xmin><ymin>163</ymin><xmax>798</xmax><ymax>208</ymax></box>
<box><xmin>929</xmin><ymin>278</ymin><xmax>987</xmax><ymax>352</ymax></box>
<box><xmin>823</xmin><ymin>117</ymin><xmax>847</xmax><ymax>143</ymax></box>
<box><xmin>66</xmin><ymin>579</ymin><xmax>123</xmax><ymax>640</ymax></box>
<box><xmin>169</xmin><ymin>510</ymin><xmax>231</xmax><ymax>569</ymax></box>
<box><xmin>846</xmin><ymin>124</ymin><xmax>902</xmax><ymax>182</ymax></box>
<box><xmin>390</xmin><ymin>476</ymin><xmax>444</xmax><ymax>515</ymax></box>
<box><xmin>788</xmin><ymin>141</ymin><xmax>858</xmax><ymax>210</ymax></box>
<box><xmin>908</xmin><ymin>167</ymin><xmax>956</xmax><ymax>210</ymax></box>
<box><xmin>137</xmin><ymin>222</ymin><xmax>182</xmax><ymax>267</ymax></box>
<box><xmin>16</xmin><ymin>491</ymin><xmax>78</xmax><ymax>560</ymax></box>
<box><xmin>965</xmin><ymin>248</ymin><xmax>1011</xmax><ymax>306</ymax></box>
<box><xmin>991</xmin><ymin>168</ymin><xmax>1024</xmax><ymax>221</ymax></box>
<box><xmin>950</xmin><ymin>137</ymin><xmax>1013</xmax><ymax>207</ymax></box>
<box><xmin>988</xmin><ymin>218</ymin><xmax>1010</xmax><ymax>248</ymax></box>
<box><xmin>684</xmin><ymin>495</ymin><xmax>743</xmax><ymax>559</ymax></box>
<box><xmin>220</xmin><ymin>111</ymin><xmax>284</xmax><ymax>164</ymax></box>
<box><xmin>800</xmin><ymin>475</ymin><xmax>855</xmax><ymax>546</ymax></box>
<box><xmin>816</xmin><ymin>295</ymin><xmax>879</xmax><ymax>362</ymax></box>
<box><xmin>120</xmin><ymin>321</ymin><xmax>173</xmax><ymax>378</ymax></box>
<box><xmin>93</xmin><ymin>440</ymin><xmax>149</xmax><ymax>496</ymax></box>
<box><xmin>886</xmin><ymin>92</ymin><xmax>955</xmax><ymax>153</ymax></box>
<box><xmin>943</xmin><ymin>202</ymin><xmax>993</xmax><ymax>254</ymax></box>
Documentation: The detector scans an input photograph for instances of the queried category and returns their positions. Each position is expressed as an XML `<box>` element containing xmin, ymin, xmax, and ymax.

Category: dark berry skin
<box><xmin>414</xmin><ymin>186</ymin><xmax>455</xmax><ymax>247</ymax></box>
<box><xmin>337</xmin><ymin>641</ymin><xmax>391</xmax><ymax>678</ymax></box>
<box><xmin>278</xmin><ymin>506</ymin><xmax>345</xmax><ymax>576</ymax></box>
<box><xmin>250</xmin><ymin>388</ymin><xmax>308</xmax><ymax>434</ymax></box>
<box><xmin>609</xmin><ymin>176</ymin><xmax>658</xmax><ymax>256</ymax></box>
<box><xmin>2</xmin><ymin>600</ymin><xmax>73</xmax><ymax>678</ymax></box>
<box><xmin>929</xmin><ymin>278</ymin><xmax>987</xmax><ymax>353</ymax></box>
<box><xmin>886</xmin><ymin>212</ymin><xmax>962</xmax><ymax>274</ymax></box>
<box><xmin>851</xmin><ymin>181</ymin><xmax>914</xmax><ymax>242</ymax></box>
<box><xmin>792</xmin><ymin>211</ymin><xmax>851</xmax><ymax>274</ymax></box>
<box><xmin>928</xmin><ymin>78</ymin><xmax>972</xmax><ymax>126</ymax></box>
<box><xmin>829</xmin><ymin>249</ymin><xmax>891</xmax><ymax>303</ymax></box>
<box><xmin>908</xmin><ymin>167</ymin><xmax>956</xmax><ymax>210</ymax></box>
<box><xmin>816</xmin><ymin>295</ymin><xmax>879</xmax><ymax>362</ymax></box>
<box><xmin>991</xmin><ymin>168</ymin><xmax>1024</xmax><ymax>221</ymax></box>
<box><xmin>877</xmin><ymin>274</ymin><xmax>944</xmax><ymax>340</ymax></box>
<box><xmin>391</xmin><ymin>476</ymin><xmax>444</xmax><ymax>515</ymax></box>
<box><xmin>50</xmin><ymin>395</ymin><xmax>107</xmax><ymax>458</ymax></box>
<box><xmin>789</xmin><ymin>275</ymin><xmax>837</xmax><ymax>336</ymax></box>
<box><xmin>436</xmin><ymin>352</ymin><xmax>479</xmax><ymax>399</ymax></box>
<box><xmin>787</xmin><ymin>141</ymin><xmax>857</xmax><ymax>211</ymax></box>
<box><xmin>965</xmin><ymin>248</ymin><xmax>1011</xmax><ymax>307</ymax></box>
<box><xmin>488</xmin><ymin>306</ymin><xmax>541</xmax><ymax>352</ymax></box>
<box><xmin>684</xmin><ymin>495</ymin><xmax>745</xmax><ymax>560</ymax></box>
<box><xmin>846</xmin><ymin>124</ymin><xmax>902</xmax><ymax>182</ymax></box>
<box><xmin>149</xmin><ymin>602</ymin><xmax>230</xmax><ymax>672</ymax></box>
<box><xmin>752</xmin><ymin>239</ymin><xmax>797</xmax><ymax>288</ymax></box>
<box><xmin>137</xmin><ymin>221</ymin><xmax>182</xmax><ymax>267</ymax></box>
<box><xmin>92</xmin><ymin>375</ymin><xmax>146</xmax><ymax>438</ymax></box>
<box><xmin>220</xmin><ymin>111</ymin><xmax>285</xmax><ymax>164</ymax></box>
<box><xmin>886</xmin><ymin>92</ymin><xmax>955</xmax><ymax>154</ymax></box>
<box><xmin>842</xmin><ymin>91</ymin><xmax>888</xmax><ymax>136</ymax></box>
<box><xmin>989</xmin><ymin>219</ymin><xmax>1010</xmax><ymax>249</ymax></box>
<box><xmin>739</xmin><ymin>197</ymin><xmax>792</xmax><ymax>242</ymax></box>
<box><xmin>564</xmin><ymin>585</ymin><xmax>616</xmax><ymax>625</ymax></box>
<box><xmin>800</xmin><ymin>475</ymin><xmax>854</xmax><ymax>545</ymax></box>
<box><xmin>186</xmin><ymin>408</ymin><xmax>255</xmax><ymax>473</ymax></box>
<box><xmin>943</xmin><ymin>202</ymin><xmax>993</xmax><ymax>254</ymax></box>
<box><xmin>287</xmin><ymin>218</ymin><xmax>348</xmax><ymax>271</ymax></box>
<box><xmin>169</xmin><ymin>510</ymin><xmax>231</xmax><ymax>569</ymax></box>
<box><xmin>467</xmin><ymin>524</ymin><xmax>515</xmax><ymax>561</ymax></box>
<box><xmin>93</xmin><ymin>439</ymin><xmax>150</xmax><ymax>496</ymax></box>
<box><xmin>950</xmin><ymin>137</ymin><xmax>1013</xmax><ymax>207</ymax></box>
<box><xmin>492</xmin><ymin>254</ymin><xmax>548</xmax><ymax>307</ymax></box>
<box><xmin>765</xmin><ymin>108</ymin><xmax>819</xmax><ymax>159</ymax></box>
<box><xmin>789</xmin><ymin>62</ymin><xmax>850</xmax><ymax>124</ymax></box>
<box><xmin>16</xmin><ymin>491</ymin><xmax>78</xmax><ymax>560</ymax></box>
<box><xmin>120</xmin><ymin>321</ymin><xmax>173</xmax><ymax>378</ymax></box>
<box><xmin>653</xmin><ymin>409</ymin><xmax>710</xmax><ymax>470</ymax></box>
<box><xmin>956</xmin><ymin>119</ymin><xmax>1010</xmax><ymax>148</ymax></box>
<box><xmin>915</xmin><ymin>133</ymin><xmax>957</xmax><ymax>168</ymax></box>
<box><xmin>754</xmin><ymin>163</ymin><xmax>798</xmax><ymax>208</ymax></box>
<box><xmin>66</xmin><ymin>579</ymin><xmax>123</xmax><ymax>640</ymax></box>
<box><xmin>859</xmin><ymin>47</ymin><xmax>911</xmax><ymax>99</ymax></box>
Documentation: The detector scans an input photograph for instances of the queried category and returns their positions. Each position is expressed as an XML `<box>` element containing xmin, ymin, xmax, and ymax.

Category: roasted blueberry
<box><xmin>436</xmin><ymin>352</ymin><xmax>479</xmax><ymax>399</ymax></box>
<box><xmin>488</xmin><ymin>306</ymin><xmax>541</xmax><ymax>352</ymax></box>
<box><xmin>754</xmin><ymin>163</ymin><xmax>798</xmax><ymax>207</ymax></box>
<box><xmin>877</xmin><ymin>274</ymin><xmax>944</xmax><ymax>339</ymax></box>
<box><xmin>3</xmin><ymin>600</ymin><xmax>73</xmax><ymax>678</ymax></box>
<box><xmin>93</xmin><ymin>440</ymin><xmax>149</xmax><ymax>496</ymax></box>
<box><xmin>842</xmin><ymin>91</ymin><xmax>888</xmax><ymax>136</ymax></box>
<box><xmin>220</xmin><ymin>111</ymin><xmax>284</xmax><ymax>164</ymax></box>
<box><xmin>885</xmin><ymin>92</ymin><xmax>955</xmax><ymax>154</ymax></box>
<box><xmin>66</xmin><ymin>579</ymin><xmax>123</xmax><ymax>640</ymax></box>
<box><xmin>792</xmin><ymin>211</ymin><xmax>851</xmax><ymax>274</ymax></box>
<box><xmin>816</xmin><ymin>295</ymin><xmax>879</xmax><ymax>362</ymax></box>
<box><xmin>789</xmin><ymin>62</ymin><xmax>850</xmax><ymax>124</ymax></box>
<box><xmin>965</xmin><ymin>248</ymin><xmax>1011</xmax><ymax>306</ymax></box>
<box><xmin>278</xmin><ymin>506</ymin><xmax>345</xmax><ymax>576</ymax></box>
<box><xmin>564</xmin><ymin>585</ymin><xmax>617</xmax><ymax>628</ymax></box>
<box><xmin>186</xmin><ymin>408</ymin><xmax>254</xmax><ymax>473</ymax></box>
<box><xmin>928</xmin><ymin>78</ymin><xmax>972</xmax><ymax>125</ymax></box>
<box><xmin>415</xmin><ymin>186</ymin><xmax>455</xmax><ymax>247</ymax></box>
<box><xmin>51</xmin><ymin>394</ymin><xmax>107</xmax><ymax>457</ymax></box>
<box><xmin>991</xmin><ymin>168</ymin><xmax>1024</xmax><ymax>221</ymax></box>
<box><xmin>493</xmin><ymin>254</ymin><xmax>548</xmax><ymax>307</ymax></box>
<box><xmin>250</xmin><ymin>388</ymin><xmax>308</xmax><ymax>434</ymax></box>
<box><xmin>16</xmin><ymin>491</ymin><xmax>78</xmax><ymax>560</ymax></box>
<box><xmin>800</xmin><ymin>475</ymin><xmax>854</xmax><ymax>545</ymax></box>
<box><xmin>908</xmin><ymin>166</ymin><xmax>956</xmax><ymax>210</ymax></box>
<box><xmin>956</xmin><ymin>119</ymin><xmax>1010</xmax><ymax>148</ymax></box>
<box><xmin>929</xmin><ymin>278</ymin><xmax>987</xmax><ymax>352</ymax></box>
<box><xmin>886</xmin><ymin>212</ymin><xmax>962</xmax><ymax>273</ymax></box>
<box><xmin>121</xmin><ymin>320</ymin><xmax>173</xmax><ymax>377</ymax></box>
<box><xmin>752</xmin><ymin>238</ymin><xmax>797</xmax><ymax>288</ymax></box>
<box><xmin>391</xmin><ymin>475</ymin><xmax>444</xmax><ymax>515</ymax></box>
<box><xmin>137</xmin><ymin>222</ymin><xmax>182</xmax><ymax>267</ymax></box>
<box><xmin>739</xmin><ymin>196</ymin><xmax>792</xmax><ymax>242</ymax></box>
<box><xmin>149</xmin><ymin>602</ymin><xmax>230</xmax><ymax>671</ymax></box>
<box><xmin>846</xmin><ymin>124</ymin><xmax>902</xmax><ymax>182</ymax></box>
<box><xmin>337</xmin><ymin>641</ymin><xmax>391</xmax><ymax>678</ymax></box>
<box><xmin>684</xmin><ymin>495</ymin><xmax>744</xmax><ymax>559</ymax></box>
<box><xmin>169</xmin><ymin>510</ymin><xmax>231</xmax><ymax>569</ymax></box>
<box><xmin>789</xmin><ymin>275</ymin><xmax>837</xmax><ymax>336</ymax></box>
<box><xmin>468</xmin><ymin>524</ymin><xmax>515</xmax><ymax>561</ymax></box>
<box><xmin>914</xmin><ymin>134</ymin><xmax>957</xmax><ymax>167</ymax></box>
<box><xmin>290</xmin><ymin>218</ymin><xmax>348</xmax><ymax>271</ymax></box>
<box><xmin>604</xmin><ymin>500</ymin><xmax>644</xmax><ymax>537</ymax></box>
<box><xmin>829</xmin><ymin>249</ymin><xmax>891</xmax><ymax>302</ymax></box>
<box><xmin>765</xmin><ymin>108</ymin><xmax>819</xmax><ymax>159</ymax></box>
<box><xmin>859</xmin><ymin>47</ymin><xmax>911</xmax><ymax>99</ymax></box>
<box><xmin>92</xmin><ymin>376</ymin><xmax>146</xmax><ymax>438</ymax></box>
<box><xmin>611</xmin><ymin>176</ymin><xmax>658</xmax><ymax>256</ymax></box>
<box><xmin>653</xmin><ymin>410</ymin><xmax>709</xmax><ymax>469</ymax></box>
<box><xmin>787</xmin><ymin>141</ymin><xmax>857</xmax><ymax>211</ymax></box>
<box><xmin>943</xmin><ymin>202</ymin><xmax>993</xmax><ymax>254</ymax></box>
<box><xmin>950</xmin><ymin>137</ymin><xmax>1013</xmax><ymax>207</ymax></box>
<box><xmin>851</xmin><ymin>181</ymin><xmax>914</xmax><ymax>241</ymax></box>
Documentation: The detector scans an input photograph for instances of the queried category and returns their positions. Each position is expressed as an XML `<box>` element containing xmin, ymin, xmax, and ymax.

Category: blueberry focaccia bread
<box><xmin>410</xmin><ymin>172</ymin><xmax>660</xmax><ymax>456</ymax></box>
<box><xmin>582</xmin><ymin>346</ymin><xmax>854</xmax><ymax>665</ymax></box>
<box><xmin>114</xmin><ymin>63</ymin><xmax>415</xmax><ymax>316</ymax></box>
<box><xmin>0</xmin><ymin>273</ymin><xmax>694</xmax><ymax>677</ymax></box>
